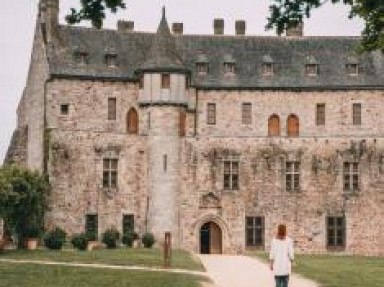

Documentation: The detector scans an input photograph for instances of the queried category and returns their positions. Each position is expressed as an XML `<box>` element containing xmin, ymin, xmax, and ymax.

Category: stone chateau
<box><xmin>4</xmin><ymin>0</ymin><xmax>384</xmax><ymax>255</ymax></box>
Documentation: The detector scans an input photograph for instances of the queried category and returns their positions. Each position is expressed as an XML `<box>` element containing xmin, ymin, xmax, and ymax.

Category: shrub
<box><xmin>85</xmin><ymin>231</ymin><xmax>98</xmax><ymax>242</ymax></box>
<box><xmin>71</xmin><ymin>233</ymin><xmax>88</xmax><ymax>251</ymax></box>
<box><xmin>142</xmin><ymin>232</ymin><xmax>155</xmax><ymax>248</ymax></box>
<box><xmin>102</xmin><ymin>228</ymin><xmax>120</xmax><ymax>249</ymax></box>
<box><xmin>25</xmin><ymin>226</ymin><xmax>42</xmax><ymax>239</ymax></box>
<box><xmin>44</xmin><ymin>227</ymin><xmax>66</xmax><ymax>250</ymax></box>
<box><xmin>122</xmin><ymin>232</ymin><xmax>134</xmax><ymax>247</ymax></box>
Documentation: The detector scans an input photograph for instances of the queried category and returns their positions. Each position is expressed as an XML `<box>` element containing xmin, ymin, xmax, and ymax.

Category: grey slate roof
<box><xmin>48</xmin><ymin>21</ymin><xmax>384</xmax><ymax>89</ymax></box>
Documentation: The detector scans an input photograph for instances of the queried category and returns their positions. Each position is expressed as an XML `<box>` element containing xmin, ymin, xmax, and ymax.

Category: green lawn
<box><xmin>0</xmin><ymin>262</ymin><xmax>207</xmax><ymax>287</ymax></box>
<box><xmin>0</xmin><ymin>248</ymin><xmax>204</xmax><ymax>271</ymax></box>
<box><xmin>251</xmin><ymin>252</ymin><xmax>384</xmax><ymax>287</ymax></box>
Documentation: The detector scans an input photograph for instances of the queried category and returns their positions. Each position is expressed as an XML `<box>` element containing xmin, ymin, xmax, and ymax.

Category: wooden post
<box><xmin>163</xmin><ymin>232</ymin><xmax>172</xmax><ymax>268</ymax></box>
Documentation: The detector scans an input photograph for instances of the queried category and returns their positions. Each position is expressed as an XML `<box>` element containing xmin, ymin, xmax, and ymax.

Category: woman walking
<box><xmin>269</xmin><ymin>224</ymin><xmax>294</xmax><ymax>287</ymax></box>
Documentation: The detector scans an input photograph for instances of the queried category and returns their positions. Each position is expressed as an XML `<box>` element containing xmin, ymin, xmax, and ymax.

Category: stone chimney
<box><xmin>172</xmin><ymin>23</ymin><xmax>184</xmax><ymax>35</ymax></box>
<box><xmin>286</xmin><ymin>22</ymin><xmax>304</xmax><ymax>37</ymax></box>
<box><xmin>117</xmin><ymin>20</ymin><xmax>135</xmax><ymax>32</ymax></box>
<box><xmin>214</xmin><ymin>18</ymin><xmax>224</xmax><ymax>35</ymax></box>
<box><xmin>39</xmin><ymin>0</ymin><xmax>59</xmax><ymax>44</ymax></box>
<box><xmin>235</xmin><ymin>20</ymin><xmax>246</xmax><ymax>35</ymax></box>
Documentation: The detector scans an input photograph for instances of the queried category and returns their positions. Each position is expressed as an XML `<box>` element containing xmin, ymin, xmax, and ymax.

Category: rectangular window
<box><xmin>262</xmin><ymin>63</ymin><xmax>273</xmax><ymax>76</ymax></box>
<box><xmin>346</xmin><ymin>64</ymin><xmax>358</xmax><ymax>76</ymax></box>
<box><xmin>207</xmin><ymin>103</ymin><xmax>216</xmax><ymax>125</ymax></box>
<box><xmin>242</xmin><ymin>103</ymin><xmax>252</xmax><ymax>125</ymax></box>
<box><xmin>306</xmin><ymin>64</ymin><xmax>318</xmax><ymax>76</ymax></box>
<box><xmin>161</xmin><ymin>74</ymin><xmax>171</xmax><ymax>89</ymax></box>
<box><xmin>224</xmin><ymin>160</ymin><xmax>239</xmax><ymax>190</ymax></box>
<box><xmin>353</xmin><ymin>103</ymin><xmax>361</xmax><ymax>125</ymax></box>
<box><xmin>246</xmin><ymin>216</ymin><xmax>265</xmax><ymax>247</ymax></box>
<box><xmin>122</xmin><ymin>214</ymin><xmax>134</xmax><ymax>234</ymax></box>
<box><xmin>85</xmin><ymin>214</ymin><xmax>98</xmax><ymax>238</ymax></box>
<box><xmin>60</xmin><ymin>104</ymin><xmax>69</xmax><ymax>115</ymax></box>
<box><xmin>74</xmin><ymin>52</ymin><xmax>89</xmax><ymax>65</ymax></box>
<box><xmin>343</xmin><ymin>162</ymin><xmax>359</xmax><ymax>192</ymax></box>
<box><xmin>286</xmin><ymin>162</ymin><xmax>300</xmax><ymax>192</ymax></box>
<box><xmin>327</xmin><ymin>216</ymin><xmax>346</xmax><ymax>249</ymax></box>
<box><xmin>316</xmin><ymin>103</ymin><xmax>325</xmax><ymax>126</ymax></box>
<box><xmin>103</xmin><ymin>158</ymin><xmax>118</xmax><ymax>188</ymax></box>
<box><xmin>105</xmin><ymin>54</ymin><xmax>118</xmax><ymax>67</ymax></box>
<box><xmin>224</xmin><ymin>62</ymin><xmax>235</xmax><ymax>74</ymax></box>
<box><xmin>196</xmin><ymin>63</ymin><xmax>208</xmax><ymax>74</ymax></box>
<box><xmin>108</xmin><ymin>98</ymin><xmax>117</xmax><ymax>120</ymax></box>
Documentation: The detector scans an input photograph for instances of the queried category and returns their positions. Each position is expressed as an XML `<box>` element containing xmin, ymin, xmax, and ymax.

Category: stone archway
<box><xmin>200</xmin><ymin>221</ymin><xmax>222</xmax><ymax>254</ymax></box>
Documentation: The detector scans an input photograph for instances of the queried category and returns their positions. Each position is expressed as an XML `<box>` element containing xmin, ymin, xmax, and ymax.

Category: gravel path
<box><xmin>198</xmin><ymin>255</ymin><xmax>318</xmax><ymax>287</ymax></box>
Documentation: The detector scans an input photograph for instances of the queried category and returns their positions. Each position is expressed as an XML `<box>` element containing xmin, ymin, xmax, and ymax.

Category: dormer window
<box><xmin>262</xmin><ymin>55</ymin><xmax>274</xmax><ymax>76</ymax></box>
<box><xmin>224</xmin><ymin>62</ymin><xmax>235</xmax><ymax>74</ymax></box>
<box><xmin>196</xmin><ymin>62</ymin><xmax>209</xmax><ymax>74</ymax></box>
<box><xmin>346</xmin><ymin>63</ymin><xmax>359</xmax><ymax>76</ymax></box>
<box><xmin>223</xmin><ymin>55</ymin><xmax>236</xmax><ymax>75</ymax></box>
<box><xmin>105</xmin><ymin>54</ymin><xmax>118</xmax><ymax>68</ymax></box>
<box><xmin>305</xmin><ymin>56</ymin><xmax>318</xmax><ymax>77</ymax></box>
<box><xmin>73</xmin><ymin>51</ymin><xmax>89</xmax><ymax>65</ymax></box>
<box><xmin>306</xmin><ymin>64</ymin><xmax>318</xmax><ymax>76</ymax></box>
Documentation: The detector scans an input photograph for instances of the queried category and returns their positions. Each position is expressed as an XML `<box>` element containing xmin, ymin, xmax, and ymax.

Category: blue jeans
<box><xmin>275</xmin><ymin>275</ymin><xmax>289</xmax><ymax>287</ymax></box>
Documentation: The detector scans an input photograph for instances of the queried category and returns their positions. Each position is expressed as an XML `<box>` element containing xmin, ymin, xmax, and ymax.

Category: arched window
<box><xmin>287</xmin><ymin>114</ymin><xmax>299</xmax><ymax>137</ymax></box>
<box><xmin>268</xmin><ymin>115</ymin><xmax>280</xmax><ymax>136</ymax></box>
<box><xmin>127</xmin><ymin>108</ymin><xmax>138</xmax><ymax>134</ymax></box>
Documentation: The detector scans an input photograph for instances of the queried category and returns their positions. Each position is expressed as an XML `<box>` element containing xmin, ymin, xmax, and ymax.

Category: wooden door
<box><xmin>268</xmin><ymin>115</ymin><xmax>280</xmax><ymax>136</ymax></box>
<box><xmin>287</xmin><ymin>114</ymin><xmax>299</xmax><ymax>137</ymax></box>
<box><xmin>209</xmin><ymin>222</ymin><xmax>222</xmax><ymax>254</ymax></box>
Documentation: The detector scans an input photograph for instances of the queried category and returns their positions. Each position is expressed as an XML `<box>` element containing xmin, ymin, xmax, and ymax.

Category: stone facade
<box><xmin>4</xmin><ymin>0</ymin><xmax>384</xmax><ymax>256</ymax></box>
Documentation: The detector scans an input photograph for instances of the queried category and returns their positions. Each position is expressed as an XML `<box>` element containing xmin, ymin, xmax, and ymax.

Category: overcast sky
<box><xmin>0</xmin><ymin>0</ymin><xmax>364</xmax><ymax>163</ymax></box>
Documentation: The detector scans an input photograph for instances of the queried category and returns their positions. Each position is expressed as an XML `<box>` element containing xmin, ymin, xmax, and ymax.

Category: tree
<box><xmin>66</xmin><ymin>0</ymin><xmax>126</xmax><ymax>29</ymax></box>
<box><xmin>65</xmin><ymin>0</ymin><xmax>383</xmax><ymax>52</ymax></box>
<box><xmin>0</xmin><ymin>165</ymin><xmax>51</xmax><ymax>248</ymax></box>
<box><xmin>266</xmin><ymin>0</ymin><xmax>384</xmax><ymax>52</ymax></box>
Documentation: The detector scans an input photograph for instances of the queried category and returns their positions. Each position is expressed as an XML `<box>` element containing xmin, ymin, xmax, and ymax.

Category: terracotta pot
<box><xmin>26</xmin><ymin>238</ymin><xmax>38</xmax><ymax>250</ymax></box>
<box><xmin>133</xmin><ymin>239</ymin><xmax>140</xmax><ymax>248</ymax></box>
<box><xmin>87</xmin><ymin>241</ymin><xmax>98</xmax><ymax>251</ymax></box>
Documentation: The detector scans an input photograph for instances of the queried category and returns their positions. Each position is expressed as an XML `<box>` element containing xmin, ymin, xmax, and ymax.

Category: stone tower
<box><xmin>137</xmin><ymin>8</ymin><xmax>189</xmax><ymax>246</ymax></box>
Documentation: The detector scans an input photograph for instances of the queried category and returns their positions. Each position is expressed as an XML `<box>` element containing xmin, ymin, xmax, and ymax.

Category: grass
<box><xmin>0</xmin><ymin>262</ymin><xmax>207</xmax><ymax>287</ymax></box>
<box><xmin>250</xmin><ymin>251</ymin><xmax>384</xmax><ymax>287</ymax></box>
<box><xmin>0</xmin><ymin>248</ymin><xmax>204</xmax><ymax>271</ymax></box>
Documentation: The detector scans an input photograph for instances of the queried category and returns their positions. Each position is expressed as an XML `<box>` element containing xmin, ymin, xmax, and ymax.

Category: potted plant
<box><xmin>71</xmin><ymin>233</ymin><xmax>88</xmax><ymax>251</ymax></box>
<box><xmin>85</xmin><ymin>231</ymin><xmax>98</xmax><ymax>251</ymax></box>
<box><xmin>44</xmin><ymin>227</ymin><xmax>66</xmax><ymax>250</ymax></box>
<box><xmin>25</xmin><ymin>226</ymin><xmax>41</xmax><ymax>251</ymax></box>
<box><xmin>142</xmin><ymin>232</ymin><xmax>155</xmax><ymax>248</ymax></box>
<box><xmin>132</xmin><ymin>232</ymin><xmax>140</xmax><ymax>248</ymax></box>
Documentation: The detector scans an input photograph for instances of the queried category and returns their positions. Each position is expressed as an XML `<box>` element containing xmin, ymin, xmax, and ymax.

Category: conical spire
<box><xmin>139</xmin><ymin>7</ymin><xmax>186</xmax><ymax>72</ymax></box>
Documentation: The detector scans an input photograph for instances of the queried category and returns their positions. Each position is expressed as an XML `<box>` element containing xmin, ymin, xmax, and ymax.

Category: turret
<box><xmin>136</xmin><ymin>8</ymin><xmax>189</xmax><ymax>246</ymax></box>
<box><xmin>39</xmin><ymin>0</ymin><xmax>59</xmax><ymax>44</ymax></box>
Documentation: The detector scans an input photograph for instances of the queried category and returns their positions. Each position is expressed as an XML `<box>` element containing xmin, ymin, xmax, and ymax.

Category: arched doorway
<box><xmin>200</xmin><ymin>221</ymin><xmax>222</xmax><ymax>254</ymax></box>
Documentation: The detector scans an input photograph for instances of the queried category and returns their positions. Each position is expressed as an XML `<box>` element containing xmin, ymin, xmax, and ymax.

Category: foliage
<box><xmin>141</xmin><ymin>232</ymin><xmax>155</xmax><ymax>248</ymax></box>
<box><xmin>102</xmin><ymin>228</ymin><xmax>120</xmax><ymax>249</ymax></box>
<box><xmin>44</xmin><ymin>227</ymin><xmax>66</xmax><ymax>250</ymax></box>
<box><xmin>85</xmin><ymin>231</ymin><xmax>98</xmax><ymax>242</ymax></box>
<box><xmin>66</xmin><ymin>0</ymin><xmax>126</xmax><ymax>29</ymax></box>
<box><xmin>71</xmin><ymin>233</ymin><xmax>88</xmax><ymax>251</ymax></box>
<box><xmin>0</xmin><ymin>165</ymin><xmax>50</xmax><ymax>247</ymax></box>
<box><xmin>24</xmin><ymin>226</ymin><xmax>42</xmax><ymax>239</ymax></box>
<box><xmin>122</xmin><ymin>232</ymin><xmax>134</xmax><ymax>247</ymax></box>
<box><xmin>266</xmin><ymin>0</ymin><xmax>384</xmax><ymax>52</ymax></box>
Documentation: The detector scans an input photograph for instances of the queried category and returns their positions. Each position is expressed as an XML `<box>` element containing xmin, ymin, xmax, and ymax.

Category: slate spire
<box><xmin>139</xmin><ymin>7</ymin><xmax>186</xmax><ymax>72</ymax></box>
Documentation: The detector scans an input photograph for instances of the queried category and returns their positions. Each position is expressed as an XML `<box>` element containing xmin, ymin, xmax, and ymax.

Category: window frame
<box><xmin>161</xmin><ymin>74</ymin><xmax>171</xmax><ymax>89</ymax></box>
<box><xmin>306</xmin><ymin>64</ymin><xmax>318</xmax><ymax>76</ymax></box>
<box><xmin>207</xmin><ymin>103</ymin><xmax>216</xmax><ymax>125</ymax></box>
<box><xmin>241</xmin><ymin>103</ymin><xmax>252</xmax><ymax>125</ymax></box>
<box><xmin>196</xmin><ymin>62</ymin><xmax>209</xmax><ymax>74</ymax></box>
<box><xmin>223</xmin><ymin>160</ymin><xmax>239</xmax><ymax>191</ymax></box>
<box><xmin>327</xmin><ymin>216</ymin><xmax>346</xmax><ymax>250</ymax></box>
<box><xmin>346</xmin><ymin>63</ymin><xmax>359</xmax><ymax>76</ymax></box>
<box><xmin>316</xmin><ymin>103</ymin><xmax>326</xmax><ymax>126</ymax></box>
<box><xmin>343</xmin><ymin>162</ymin><xmax>359</xmax><ymax>192</ymax></box>
<box><xmin>74</xmin><ymin>51</ymin><xmax>89</xmax><ymax>65</ymax></box>
<box><xmin>105</xmin><ymin>53</ymin><xmax>118</xmax><ymax>68</ymax></box>
<box><xmin>352</xmin><ymin>103</ymin><xmax>362</xmax><ymax>125</ymax></box>
<box><xmin>60</xmin><ymin>104</ymin><xmax>69</xmax><ymax>116</ymax></box>
<box><xmin>223</xmin><ymin>62</ymin><xmax>235</xmax><ymax>75</ymax></box>
<box><xmin>245</xmin><ymin>216</ymin><xmax>265</xmax><ymax>248</ymax></box>
<box><xmin>285</xmin><ymin>161</ymin><xmax>300</xmax><ymax>192</ymax></box>
<box><xmin>262</xmin><ymin>63</ymin><xmax>274</xmax><ymax>76</ymax></box>
<box><xmin>103</xmin><ymin>158</ymin><xmax>119</xmax><ymax>189</ymax></box>
<box><xmin>108</xmin><ymin>98</ymin><xmax>117</xmax><ymax>121</ymax></box>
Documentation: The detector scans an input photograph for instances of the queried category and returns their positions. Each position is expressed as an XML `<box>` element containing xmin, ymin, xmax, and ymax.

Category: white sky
<box><xmin>0</xmin><ymin>0</ymin><xmax>364</xmax><ymax>163</ymax></box>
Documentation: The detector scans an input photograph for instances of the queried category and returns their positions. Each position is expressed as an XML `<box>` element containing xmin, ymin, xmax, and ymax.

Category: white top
<box><xmin>269</xmin><ymin>237</ymin><xmax>294</xmax><ymax>276</ymax></box>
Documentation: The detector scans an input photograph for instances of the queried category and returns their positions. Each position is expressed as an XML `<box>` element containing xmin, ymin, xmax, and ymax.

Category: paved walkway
<box><xmin>0</xmin><ymin>258</ymin><xmax>207</xmax><ymax>277</ymax></box>
<box><xmin>198</xmin><ymin>255</ymin><xmax>318</xmax><ymax>287</ymax></box>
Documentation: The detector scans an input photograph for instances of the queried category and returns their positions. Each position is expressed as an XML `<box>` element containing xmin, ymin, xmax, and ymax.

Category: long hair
<box><xmin>276</xmin><ymin>224</ymin><xmax>287</xmax><ymax>240</ymax></box>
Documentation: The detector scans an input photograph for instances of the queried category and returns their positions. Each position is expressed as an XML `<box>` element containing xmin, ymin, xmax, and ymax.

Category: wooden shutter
<box><xmin>353</xmin><ymin>103</ymin><xmax>361</xmax><ymax>125</ymax></box>
<box><xmin>316</xmin><ymin>104</ymin><xmax>325</xmax><ymax>126</ymax></box>
<box><xmin>287</xmin><ymin>114</ymin><xmax>299</xmax><ymax>137</ymax></box>
<box><xmin>179</xmin><ymin>111</ymin><xmax>186</xmax><ymax>137</ymax></box>
<box><xmin>161</xmin><ymin>74</ymin><xmax>170</xmax><ymax>89</ymax></box>
<box><xmin>127</xmin><ymin>108</ymin><xmax>138</xmax><ymax>134</ymax></box>
<box><xmin>268</xmin><ymin>115</ymin><xmax>280</xmax><ymax>136</ymax></box>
